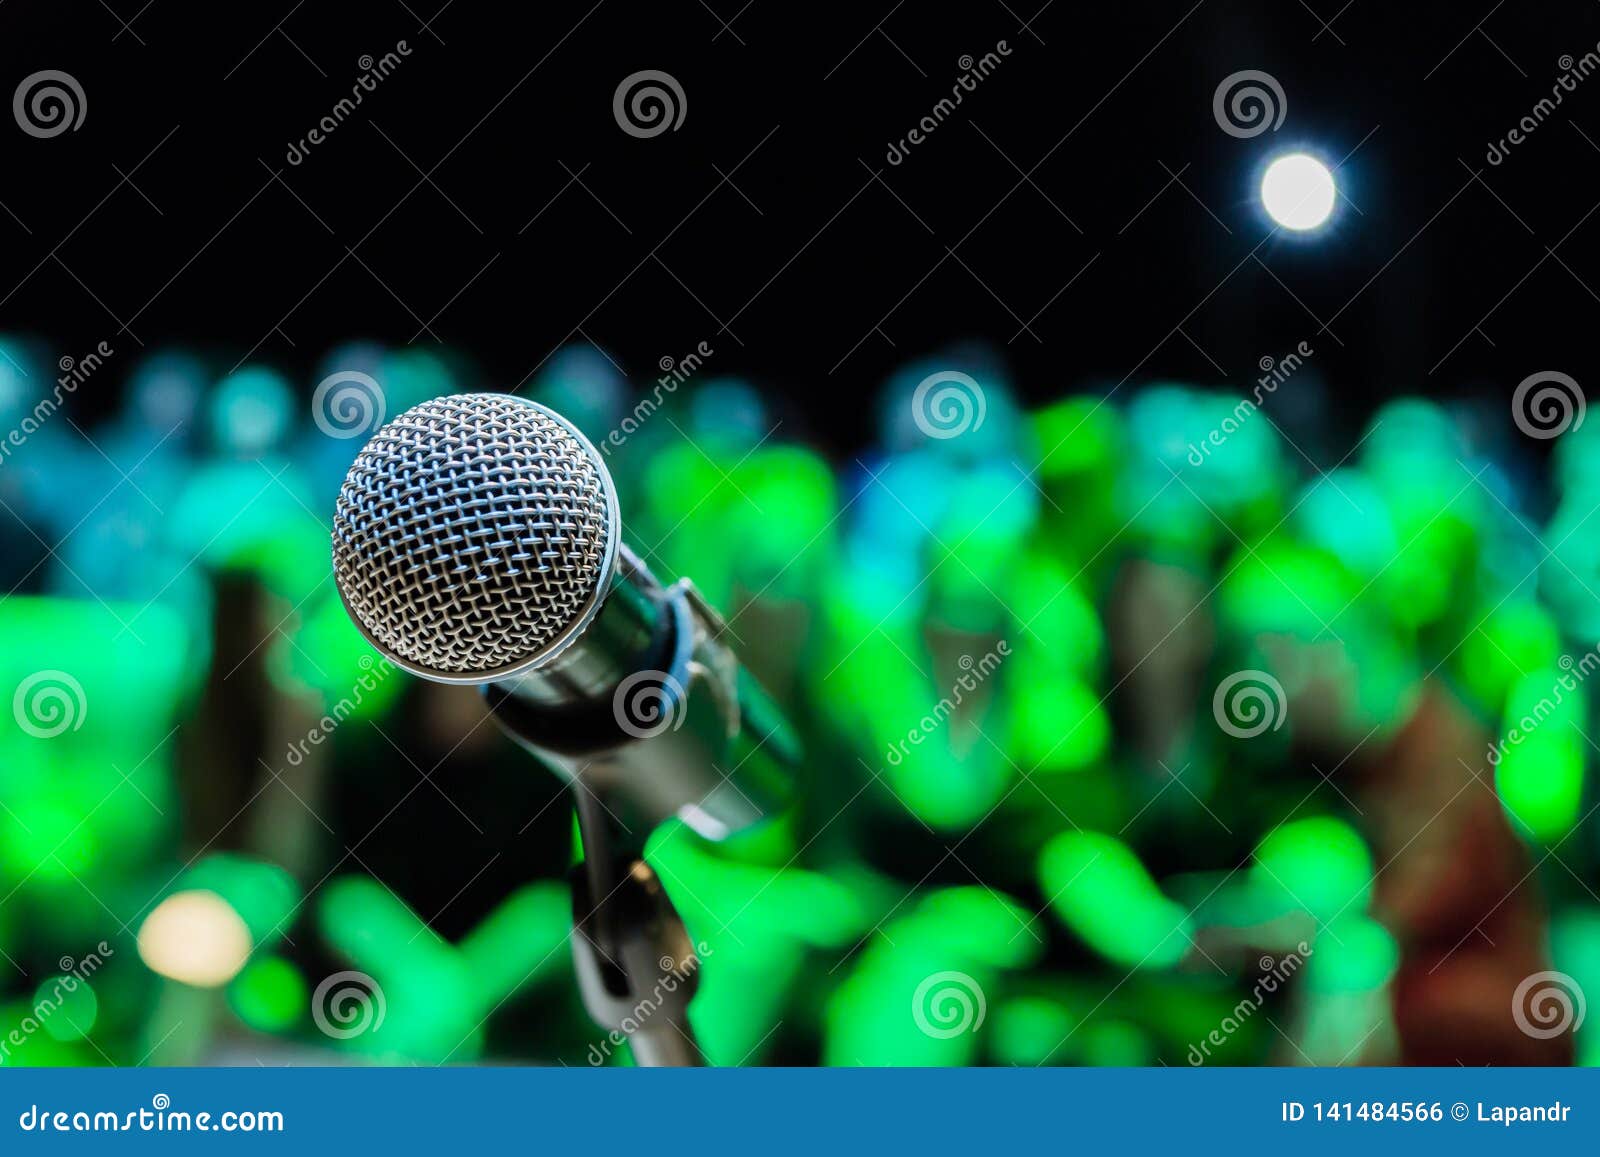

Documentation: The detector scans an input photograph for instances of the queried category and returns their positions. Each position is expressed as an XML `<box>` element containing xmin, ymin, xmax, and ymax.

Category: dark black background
<box><xmin>3</xmin><ymin>0</ymin><xmax>1598</xmax><ymax>450</ymax></box>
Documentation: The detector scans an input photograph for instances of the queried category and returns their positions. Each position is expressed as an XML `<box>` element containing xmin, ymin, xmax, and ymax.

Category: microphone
<box><xmin>330</xmin><ymin>392</ymin><xmax>799</xmax><ymax>1066</ymax></box>
<box><xmin>329</xmin><ymin>391</ymin><xmax>795</xmax><ymax>840</ymax></box>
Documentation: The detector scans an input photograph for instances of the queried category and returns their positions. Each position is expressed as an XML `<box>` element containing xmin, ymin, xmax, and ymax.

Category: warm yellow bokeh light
<box><xmin>137</xmin><ymin>889</ymin><xmax>253</xmax><ymax>988</ymax></box>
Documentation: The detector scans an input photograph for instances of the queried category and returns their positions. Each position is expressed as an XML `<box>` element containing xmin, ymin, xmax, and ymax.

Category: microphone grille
<box><xmin>331</xmin><ymin>393</ymin><xmax>619</xmax><ymax>681</ymax></box>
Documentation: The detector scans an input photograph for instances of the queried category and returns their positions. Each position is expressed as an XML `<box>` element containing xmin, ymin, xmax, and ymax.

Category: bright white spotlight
<box><xmin>1260</xmin><ymin>153</ymin><xmax>1336</xmax><ymax>232</ymax></box>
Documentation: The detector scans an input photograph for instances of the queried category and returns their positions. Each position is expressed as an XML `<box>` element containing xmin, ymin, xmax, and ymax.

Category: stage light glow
<box><xmin>137</xmin><ymin>890</ymin><xmax>253</xmax><ymax>987</ymax></box>
<box><xmin>1260</xmin><ymin>153</ymin><xmax>1336</xmax><ymax>231</ymax></box>
<box><xmin>1038</xmin><ymin>831</ymin><xmax>1192</xmax><ymax>969</ymax></box>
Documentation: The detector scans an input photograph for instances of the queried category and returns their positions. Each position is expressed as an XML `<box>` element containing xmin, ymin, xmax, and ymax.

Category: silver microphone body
<box><xmin>482</xmin><ymin>538</ymin><xmax>795</xmax><ymax>840</ymax></box>
<box><xmin>330</xmin><ymin>393</ymin><xmax>794</xmax><ymax>840</ymax></box>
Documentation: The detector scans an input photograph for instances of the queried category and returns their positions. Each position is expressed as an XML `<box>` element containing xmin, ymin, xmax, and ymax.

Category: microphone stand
<box><xmin>566</xmin><ymin>779</ymin><xmax>704</xmax><ymax>1067</ymax></box>
<box><xmin>483</xmin><ymin>557</ymin><xmax>799</xmax><ymax>1066</ymax></box>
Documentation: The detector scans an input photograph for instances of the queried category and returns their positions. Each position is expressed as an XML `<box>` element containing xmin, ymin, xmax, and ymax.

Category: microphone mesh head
<box><xmin>331</xmin><ymin>393</ymin><xmax>619</xmax><ymax>681</ymax></box>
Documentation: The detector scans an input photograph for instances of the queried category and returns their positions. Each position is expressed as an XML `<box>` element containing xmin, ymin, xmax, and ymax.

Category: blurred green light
<box><xmin>227</xmin><ymin>956</ymin><xmax>307</xmax><ymax>1034</ymax></box>
<box><xmin>1253</xmin><ymin>816</ymin><xmax>1372</xmax><ymax>922</ymax></box>
<box><xmin>270</xmin><ymin>592</ymin><xmax>403</xmax><ymax>718</ymax></box>
<box><xmin>989</xmin><ymin>996</ymin><xmax>1075</xmax><ymax>1065</ymax></box>
<box><xmin>1455</xmin><ymin>601</ymin><xmax>1560</xmax><ymax>713</ymax></box>
<box><xmin>456</xmin><ymin>882</ymin><xmax>572</xmax><ymax>1010</ymax></box>
<box><xmin>1496</xmin><ymin>668</ymin><xmax>1586</xmax><ymax>841</ymax></box>
<box><xmin>317</xmin><ymin>877</ymin><xmax>480</xmax><ymax>1062</ymax></box>
<box><xmin>1304</xmin><ymin>916</ymin><xmax>1398</xmax><ymax>994</ymax></box>
<box><xmin>1220</xmin><ymin>539</ymin><xmax>1352</xmax><ymax>641</ymax></box>
<box><xmin>1038</xmin><ymin>831</ymin><xmax>1190</xmax><ymax>969</ymax></box>
<box><xmin>1079</xmin><ymin>1018</ymin><xmax>1153</xmax><ymax>1066</ymax></box>
<box><xmin>1031</xmin><ymin>397</ymin><xmax>1121</xmax><ymax>480</ymax></box>
<box><xmin>33</xmin><ymin>975</ymin><xmax>98</xmax><ymax>1042</ymax></box>
<box><xmin>208</xmin><ymin>366</ymin><xmax>294</xmax><ymax>456</ymax></box>
<box><xmin>1007</xmin><ymin>672</ymin><xmax>1109</xmax><ymax>774</ymax></box>
<box><xmin>645</xmin><ymin>822</ymin><xmax>869</xmax><ymax>948</ymax></box>
<box><xmin>912</xmin><ymin>888</ymin><xmax>1044</xmax><ymax>969</ymax></box>
<box><xmin>181</xmin><ymin>854</ymin><xmax>300</xmax><ymax>948</ymax></box>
